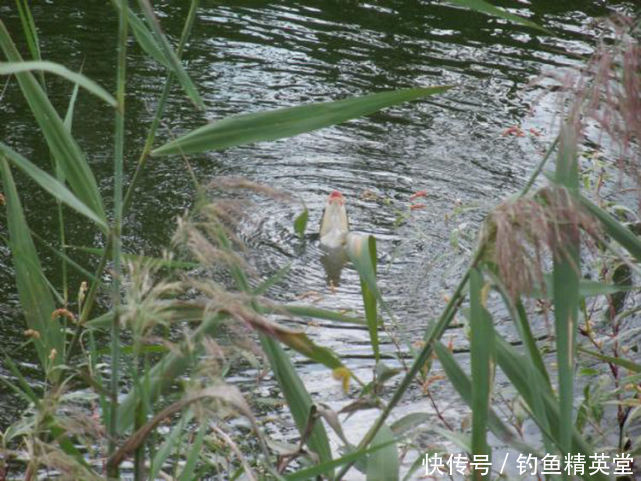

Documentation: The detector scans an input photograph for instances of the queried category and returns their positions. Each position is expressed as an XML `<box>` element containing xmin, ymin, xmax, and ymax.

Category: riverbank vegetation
<box><xmin>0</xmin><ymin>1</ymin><xmax>639</xmax><ymax>480</ymax></box>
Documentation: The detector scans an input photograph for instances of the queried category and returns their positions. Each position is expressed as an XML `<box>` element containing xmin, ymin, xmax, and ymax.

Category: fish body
<box><xmin>320</xmin><ymin>190</ymin><xmax>349</xmax><ymax>248</ymax></box>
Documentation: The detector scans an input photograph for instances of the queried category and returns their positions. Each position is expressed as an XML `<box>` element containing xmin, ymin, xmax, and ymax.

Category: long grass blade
<box><xmin>122</xmin><ymin>6</ymin><xmax>170</xmax><ymax>68</ymax></box>
<box><xmin>31</xmin><ymin>232</ymin><xmax>96</xmax><ymax>281</ymax></box>
<box><xmin>578</xmin><ymin>194</ymin><xmax>641</xmax><ymax>262</ymax></box>
<box><xmin>64</xmin><ymin>69</ymin><xmax>82</xmax><ymax>132</ymax></box>
<box><xmin>335</xmin><ymin>248</ymin><xmax>484</xmax><ymax>480</ymax></box>
<box><xmin>0</xmin><ymin>61</ymin><xmax>116</xmax><ymax>106</ymax></box>
<box><xmin>14</xmin><ymin>0</ymin><xmax>43</xmax><ymax>85</ymax></box>
<box><xmin>445</xmin><ymin>0</ymin><xmax>549</xmax><ymax>32</ymax></box>
<box><xmin>486</xmin><ymin>270</ymin><xmax>551</xmax><ymax>387</ymax></box>
<box><xmin>554</xmin><ymin>128</ymin><xmax>580</xmax><ymax>469</ymax></box>
<box><xmin>0</xmin><ymin>143</ymin><xmax>108</xmax><ymax>232</ymax></box>
<box><xmin>134</xmin><ymin>0</ymin><xmax>204</xmax><ymax>109</ymax></box>
<box><xmin>469</xmin><ymin>268</ymin><xmax>494</xmax><ymax>480</ymax></box>
<box><xmin>0</xmin><ymin>21</ymin><xmax>106</xmax><ymax>221</ymax></box>
<box><xmin>365</xmin><ymin>424</ymin><xmax>398</xmax><ymax>481</ymax></box>
<box><xmin>284</xmin><ymin>439</ymin><xmax>395</xmax><ymax>481</ymax></box>
<box><xmin>236</xmin><ymin>309</ymin><xmax>345</xmax><ymax>370</ymax></box>
<box><xmin>577</xmin><ymin>346</ymin><xmax>641</xmax><ymax>373</ymax></box>
<box><xmin>177</xmin><ymin>422</ymin><xmax>206</xmax><ymax>481</ymax></box>
<box><xmin>152</xmin><ymin>87</ymin><xmax>451</xmax><ymax>155</ymax></box>
<box><xmin>1</xmin><ymin>159</ymin><xmax>63</xmax><ymax>377</ymax></box>
<box><xmin>434</xmin><ymin>342</ymin><xmax>539</xmax><ymax>455</ymax></box>
<box><xmin>260</xmin><ymin>335</ymin><xmax>334</xmax><ymax>478</ymax></box>
<box><xmin>347</xmin><ymin>234</ymin><xmax>380</xmax><ymax>361</ymax></box>
<box><xmin>494</xmin><ymin>337</ymin><xmax>609</xmax><ymax>481</ymax></box>
<box><xmin>148</xmin><ymin>410</ymin><xmax>193</xmax><ymax>480</ymax></box>
<box><xmin>269</xmin><ymin>304</ymin><xmax>365</xmax><ymax>325</ymax></box>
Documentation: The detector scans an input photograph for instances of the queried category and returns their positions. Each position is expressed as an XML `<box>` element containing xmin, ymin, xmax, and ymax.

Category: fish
<box><xmin>320</xmin><ymin>190</ymin><xmax>349</xmax><ymax>249</ymax></box>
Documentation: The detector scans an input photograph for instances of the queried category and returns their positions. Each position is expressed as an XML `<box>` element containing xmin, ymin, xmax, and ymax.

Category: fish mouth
<box><xmin>328</xmin><ymin>190</ymin><xmax>345</xmax><ymax>205</ymax></box>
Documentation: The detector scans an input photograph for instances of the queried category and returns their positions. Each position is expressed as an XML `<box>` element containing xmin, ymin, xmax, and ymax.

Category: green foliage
<box><xmin>1</xmin><ymin>2</ymin><xmax>639</xmax><ymax>481</ymax></box>
<box><xmin>0</xmin><ymin>61</ymin><xmax>116</xmax><ymax>106</ymax></box>
<box><xmin>346</xmin><ymin>234</ymin><xmax>380</xmax><ymax>361</ymax></box>
<box><xmin>151</xmin><ymin>87</ymin><xmax>452</xmax><ymax>155</ymax></box>
<box><xmin>0</xmin><ymin>21</ymin><xmax>107</xmax><ymax>223</ymax></box>
<box><xmin>294</xmin><ymin>207</ymin><xmax>309</xmax><ymax>239</ymax></box>
<box><xmin>469</xmin><ymin>268</ymin><xmax>494</xmax><ymax>479</ymax></box>
<box><xmin>1</xmin><ymin>159</ymin><xmax>63</xmax><ymax>378</ymax></box>
<box><xmin>445</xmin><ymin>0</ymin><xmax>550</xmax><ymax>32</ymax></box>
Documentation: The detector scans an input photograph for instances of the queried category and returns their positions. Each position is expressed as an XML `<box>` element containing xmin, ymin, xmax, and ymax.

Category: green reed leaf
<box><xmin>577</xmin><ymin>346</ymin><xmax>641</xmax><ymax>374</ymax></box>
<box><xmin>15</xmin><ymin>0</ymin><xmax>39</xmax><ymax>56</ymax></box>
<box><xmin>366</xmin><ymin>424</ymin><xmax>398</xmax><ymax>481</ymax></box>
<box><xmin>134</xmin><ymin>0</ymin><xmax>205</xmax><ymax>109</ymax></box>
<box><xmin>554</xmin><ymin>127</ymin><xmax>580</xmax><ymax>463</ymax></box>
<box><xmin>346</xmin><ymin>234</ymin><xmax>380</xmax><ymax>361</ymax></box>
<box><xmin>469</xmin><ymin>268</ymin><xmax>494</xmax><ymax>477</ymax></box>
<box><xmin>578</xmin><ymin>195</ymin><xmax>641</xmax><ymax>262</ymax></box>
<box><xmin>0</xmin><ymin>143</ymin><xmax>109</xmax><ymax>232</ymax></box>
<box><xmin>244</xmin><ymin>311</ymin><xmax>344</xmax><ymax>370</ymax></box>
<box><xmin>284</xmin><ymin>439</ymin><xmax>395</xmax><ymax>481</ymax></box>
<box><xmin>487</xmin><ymin>270</ymin><xmax>552</xmax><ymax>389</ymax></box>
<box><xmin>124</xmin><ymin>6</ymin><xmax>170</xmax><ymax>68</ymax></box>
<box><xmin>178</xmin><ymin>422</ymin><xmax>206</xmax><ymax>481</ymax></box>
<box><xmin>434</xmin><ymin>342</ymin><xmax>539</xmax><ymax>456</ymax></box>
<box><xmin>445</xmin><ymin>0</ymin><xmax>549</xmax><ymax>32</ymax></box>
<box><xmin>64</xmin><ymin>69</ymin><xmax>82</xmax><ymax>133</ymax></box>
<box><xmin>265</xmin><ymin>304</ymin><xmax>365</xmax><ymax>325</ymax></box>
<box><xmin>0</xmin><ymin>61</ymin><xmax>116</xmax><ymax>106</ymax></box>
<box><xmin>14</xmin><ymin>0</ymin><xmax>42</xmax><ymax>80</ymax></box>
<box><xmin>152</xmin><ymin>86</ymin><xmax>451</xmax><ymax>155</ymax></box>
<box><xmin>1</xmin><ymin>159</ymin><xmax>63</xmax><ymax>377</ymax></box>
<box><xmin>260</xmin><ymin>335</ymin><xmax>334</xmax><ymax>478</ymax></box>
<box><xmin>0</xmin><ymin>21</ymin><xmax>106</xmax><ymax>222</ymax></box>
<box><xmin>495</xmin><ymin>337</ymin><xmax>610</xmax><ymax>481</ymax></box>
<box><xmin>149</xmin><ymin>411</ymin><xmax>193</xmax><ymax>481</ymax></box>
<box><xmin>294</xmin><ymin>207</ymin><xmax>309</xmax><ymax>239</ymax></box>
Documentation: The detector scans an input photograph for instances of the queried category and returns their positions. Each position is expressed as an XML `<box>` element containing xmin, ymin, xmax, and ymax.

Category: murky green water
<box><xmin>1</xmin><ymin>0</ymin><xmax>639</xmax><ymax>475</ymax></box>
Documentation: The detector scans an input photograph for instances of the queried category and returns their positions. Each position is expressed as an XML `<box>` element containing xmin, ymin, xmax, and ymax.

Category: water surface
<box><xmin>0</xmin><ymin>0</ymin><xmax>638</xmax><ymax>475</ymax></box>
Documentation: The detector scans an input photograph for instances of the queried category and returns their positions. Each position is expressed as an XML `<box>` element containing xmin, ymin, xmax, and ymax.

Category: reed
<box><xmin>1</xmin><ymin>2</ymin><xmax>639</xmax><ymax>481</ymax></box>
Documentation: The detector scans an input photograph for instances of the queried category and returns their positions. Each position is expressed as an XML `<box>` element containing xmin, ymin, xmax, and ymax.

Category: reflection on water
<box><xmin>320</xmin><ymin>245</ymin><xmax>349</xmax><ymax>286</ymax></box>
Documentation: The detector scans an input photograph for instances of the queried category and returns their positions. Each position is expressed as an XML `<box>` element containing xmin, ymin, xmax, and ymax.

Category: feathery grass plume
<box><xmin>543</xmin><ymin>16</ymin><xmax>641</xmax><ymax>193</ymax></box>
<box><xmin>485</xmin><ymin>186</ymin><xmax>600</xmax><ymax>298</ymax></box>
<box><xmin>174</xmin><ymin>176</ymin><xmax>300</xmax><ymax>278</ymax></box>
<box><xmin>173</xmin><ymin>207</ymin><xmax>252</xmax><ymax>273</ymax></box>
<box><xmin>208</xmin><ymin>176</ymin><xmax>292</xmax><ymax>202</ymax></box>
<box><xmin>27</xmin><ymin>439</ymin><xmax>103</xmax><ymax>481</ymax></box>
<box><xmin>5</xmin><ymin>381</ymin><xmax>105</xmax><ymax>481</ymax></box>
<box><xmin>120</xmin><ymin>255</ymin><xmax>183</xmax><ymax>345</ymax></box>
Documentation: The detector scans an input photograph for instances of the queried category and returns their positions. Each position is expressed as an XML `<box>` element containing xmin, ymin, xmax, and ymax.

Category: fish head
<box><xmin>320</xmin><ymin>190</ymin><xmax>349</xmax><ymax>243</ymax></box>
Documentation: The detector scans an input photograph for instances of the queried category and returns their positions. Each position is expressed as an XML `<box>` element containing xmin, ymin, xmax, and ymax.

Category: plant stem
<box><xmin>122</xmin><ymin>0</ymin><xmax>199</xmax><ymax>214</ymax></box>
<box><xmin>520</xmin><ymin>135</ymin><xmax>559</xmax><ymax>196</ymax></box>
<box><xmin>65</xmin><ymin>0</ymin><xmax>200</xmax><ymax>363</ymax></box>
<box><xmin>108</xmin><ymin>0</ymin><xmax>127</xmax><ymax>478</ymax></box>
